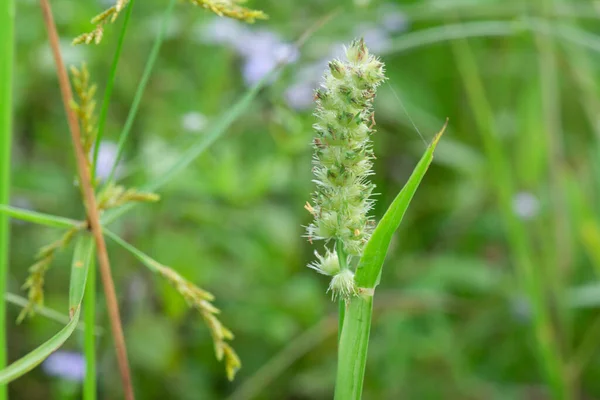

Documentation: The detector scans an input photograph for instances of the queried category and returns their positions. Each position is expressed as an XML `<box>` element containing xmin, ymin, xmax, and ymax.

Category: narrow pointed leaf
<box><xmin>0</xmin><ymin>234</ymin><xmax>94</xmax><ymax>383</ymax></box>
<box><xmin>69</xmin><ymin>234</ymin><xmax>94</xmax><ymax>313</ymax></box>
<box><xmin>103</xmin><ymin>228</ymin><xmax>161</xmax><ymax>272</ymax></box>
<box><xmin>0</xmin><ymin>205</ymin><xmax>79</xmax><ymax>229</ymax></box>
<box><xmin>354</xmin><ymin>123</ymin><xmax>446</xmax><ymax>289</ymax></box>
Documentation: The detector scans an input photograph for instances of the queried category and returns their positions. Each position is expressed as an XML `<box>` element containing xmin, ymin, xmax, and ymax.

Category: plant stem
<box><xmin>334</xmin><ymin>294</ymin><xmax>373</xmax><ymax>400</ymax></box>
<box><xmin>0</xmin><ymin>0</ymin><xmax>14</xmax><ymax>396</ymax></box>
<box><xmin>39</xmin><ymin>1</ymin><xmax>135</xmax><ymax>398</ymax></box>
<box><xmin>93</xmin><ymin>0</ymin><xmax>135</xmax><ymax>178</ymax></box>
<box><xmin>106</xmin><ymin>0</ymin><xmax>177</xmax><ymax>185</ymax></box>
<box><xmin>84</xmin><ymin>257</ymin><xmax>96</xmax><ymax>400</ymax></box>
<box><xmin>335</xmin><ymin>240</ymin><xmax>348</xmax><ymax>341</ymax></box>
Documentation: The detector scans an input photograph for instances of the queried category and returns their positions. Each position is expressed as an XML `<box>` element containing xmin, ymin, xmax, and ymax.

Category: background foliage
<box><xmin>7</xmin><ymin>0</ymin><xmax>600</xmax><ymax>398</ymax></box>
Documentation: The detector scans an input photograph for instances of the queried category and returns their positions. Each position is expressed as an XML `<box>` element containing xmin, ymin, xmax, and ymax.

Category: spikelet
<box><xmin>72</xmin><ymin>0</ymin><xmax>129</xmax><ymax>45</ymax></box>
<box><xmin>70</xmin><ymin>63</ymin><xmax>98</xmax><ymax>155</ymax></box>
<box><xmin>186</xmin><ymin>0</ymin><xmax>267</xmax><ymax>23</ymax></box>
<box><xmin>18</xmin><ymin>227</ymin><xmax>81</xmax><ymax>322</ymax></box>
<box><xmin>96</xmin><ymin>182</ymin><xmax>160</xmax><ymax>212</ymax></box>
<box><xmin>155</xmin><ymin>263</ymin><xmax>241</xmax><ymax>380</ymax></box>
<box><xmin>305</xmin><ymin>39</ymin><xmax>386</xmax><ymax>301</ymax></box>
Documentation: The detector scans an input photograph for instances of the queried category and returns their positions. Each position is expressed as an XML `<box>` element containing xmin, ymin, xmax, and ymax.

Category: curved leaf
<box><xmin>0</xmin><ymin>234</ymin><xmax>94</xmax><ymax>383</ymax></box>
<box><xmin>354</xmin><ymin>122</ymin><xmax>446</xmax><ymax>289</ymax></box>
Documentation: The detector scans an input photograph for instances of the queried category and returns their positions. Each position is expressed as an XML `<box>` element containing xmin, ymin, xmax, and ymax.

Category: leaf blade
<box><xmin>0</xmin><ymin>205</ymin><xmax>80</xmax><ymax>229</ymax></box>
<box><xmin>0</xmin><ymin>234</ymin><xmax>94</xmax><ymax>384</ymax></box>
<box><xmin>354</xmin><ymin>123</ymin><xmax>446</xmax><ymax>289</ymax></box>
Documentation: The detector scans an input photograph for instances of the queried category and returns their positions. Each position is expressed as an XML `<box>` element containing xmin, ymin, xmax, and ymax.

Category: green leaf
<box><xmin>4</xmin><ymin>293</ymin><xmax>102</xmax><ymax>334</ymax></box>
<box><xmin>69</xmin><ymin>233</ymin><xmax>94</xmax><ymax>313</ymax></box>
<box><xmin>0</xmin><ymin>234</ymin><xmax>94</xmax><ymax>384</ymax></box>
<box><xmin>0</xmin><ymin>309</ymin><xmax>81</xmax><ymax>384</ymax></box>
<box><xmin>0</xmin><ymin>204</ymin><xmax>80</xmax><ymax>229</ymax></box>
<box><xmin>103</xmin><ymin>228</ymin><xmax>161</xmax><ymax>272</ymax></box>
<box><xmin>354</xmin><ymin>122</ymin><xmax>446</xmax><ymax>289</ymax></box>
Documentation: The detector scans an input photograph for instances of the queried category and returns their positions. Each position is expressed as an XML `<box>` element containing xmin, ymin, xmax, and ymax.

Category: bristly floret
<box><xmin>305</xmin><ymin>39</ymin><xmax>386</xmax><ymax>257</ymax></box>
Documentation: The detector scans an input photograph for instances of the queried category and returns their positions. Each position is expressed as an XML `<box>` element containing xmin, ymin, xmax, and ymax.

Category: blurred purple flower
<box><xmin>200</xmin><ymin>18</ymin><xmax>298</xmax><ymax>86</ymax></box>
<box><xmin>284</xmin><ymin>82</ymin><xmax>315</xmax><ymax>111</ymax></box>
<box><xmin>241</xmin><ymin>33</ymin><xmax>299</xmax><ymax>86</ymax></box>
<box><xmin>199</xmin><ymin>18</ymin><xmax>249</xmax><ymax>46</ymax></box>
<box><xmin>43</xmin><ymin>351</ymin><xmax>85</xmax><ymax>382</ymax></box>
<box><xmin>93</xmin><ymin>141</ymin><xmax>123</xmax><ymax>182</ymax></box>
<box><xmin>511</xmin><ymin>296</ymin><xmax>531</xmax><ymax>324</ymax></box>
<box><xmin>512</xmin><ymin>192</ymin><xmax>540</xmax><ymax>220</ymax></box>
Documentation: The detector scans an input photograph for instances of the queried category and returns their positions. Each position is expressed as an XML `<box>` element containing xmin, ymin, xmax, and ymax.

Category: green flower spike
<box><xmin>305</xmin><ymin>39</ymin><xmax>386</xmax><ymax>302</ymax></box>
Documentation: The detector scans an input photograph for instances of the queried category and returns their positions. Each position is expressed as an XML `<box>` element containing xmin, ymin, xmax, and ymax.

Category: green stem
<box><xmin>0</xmin><ymin>0</ymin><xmax>14</xmax><ymax>396</ymax></box>
<box><xmin>92</xmin><ymin>0</ymin><xmax>135</xmax><ymax>179</ymax></box>
<box><xmin>84</xmin><ymin>257</ymin><xmax>96</xmax><ymax>400</ymax></box>
<box><xmin>106</xmin><ymin>0</ymin><xmax>177</xmax><ymax>184</ymax></box>
<box><xmin>334</xmin><ymin>295</ymin><xmax>373</xmax><ymax>400</ymax></box>
<box><xmin>337</xmin><ymin>301</ymin><xmax>345</xmax><ymax>342</ymax></box>
<box><xmin>335</xmin><ymin>240</ymin><xmax>348</xmax><ymax>341</ymax></box>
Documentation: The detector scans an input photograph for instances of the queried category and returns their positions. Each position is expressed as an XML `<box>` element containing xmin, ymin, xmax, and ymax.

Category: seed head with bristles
<box><xmin>306</xmin><ymin>39</ymin><xmax>386</xmax><ymax>257</ymax></box>
<box><xmin>305</xmin><ymin>39</ymin><xmax>386</xmax><ymax>302</ymax></box>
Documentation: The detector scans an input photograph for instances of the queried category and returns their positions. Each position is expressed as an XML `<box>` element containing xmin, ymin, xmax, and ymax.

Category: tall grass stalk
<box><xmin>450</xmin><ymin>29</ymin><xmax>569</xmax><ymax>399</ymax></box>
<box><xmin>0</xmin><ymin>0</ymin><xmax>15</xmax><ymax>396</ymax></box>
<box><xmin>39</xmin><ymin>0</ymin><xmax>134</xmax><ymax>397</ymax></box>
<box><xmin>86</xmin><ymin>4</ymin><xmax>135</xmax><ymax>397</ymax></box>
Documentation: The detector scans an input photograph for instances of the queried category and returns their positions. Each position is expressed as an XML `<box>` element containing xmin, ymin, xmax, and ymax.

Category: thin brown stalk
<box><xmin>39</xmin><ymin>0</ymin><xmax>134</xmax><ymax>399</ymax></box>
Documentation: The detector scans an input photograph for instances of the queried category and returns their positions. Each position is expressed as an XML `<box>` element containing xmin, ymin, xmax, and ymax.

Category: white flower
<box><xmin>308</xmin><ymin>248</ymin><xmax>341</xmax><ymax>276</ymax></box>
<box><xmin>328</xmin><ymin>269</ymin><xmax>357</xmax><ymax>301</ymax></box>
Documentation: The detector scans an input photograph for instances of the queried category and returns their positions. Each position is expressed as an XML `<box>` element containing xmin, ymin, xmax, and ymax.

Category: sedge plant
<box><xmin>304</xmin><ymin>39</ymin><xmax>445</xmax><ymax>399</ymax></box>
<box><xmin>0</xmin><ymin>0</ymin><xmax>337</xmax><ymax>397</ymax></box>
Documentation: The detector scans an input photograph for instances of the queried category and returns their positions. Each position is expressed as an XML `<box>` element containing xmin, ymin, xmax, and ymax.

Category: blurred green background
<box><xmin>7</xmin><ymin>0</ymin><xmax>600</xmax><ymax>398</ymax></box>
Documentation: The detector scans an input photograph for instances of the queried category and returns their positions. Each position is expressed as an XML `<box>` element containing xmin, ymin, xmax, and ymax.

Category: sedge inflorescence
<box><xmin>305</xmin><ymin>39</ymin><xmax>386</xmax><ymax>301</ymax></box>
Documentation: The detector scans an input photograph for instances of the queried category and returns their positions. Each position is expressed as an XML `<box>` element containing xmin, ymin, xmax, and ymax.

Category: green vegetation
<box><xmin>2</xmin><ymin>0</ymin><xmax>600</xmax><ymax>399</ymax></box>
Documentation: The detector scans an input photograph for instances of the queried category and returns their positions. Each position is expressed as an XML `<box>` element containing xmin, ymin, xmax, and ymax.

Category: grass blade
<box><xmin>69</xmin><ymin>234</ymin><xmax>94</xmax><ymax>313</ymax></box>
<box><xmin>354</xmin><ymin>123</ymin><xmax>446</xmax><ymax>289</ymax></box>
<box><xmin>103</xmin><ymin>228</ymin><xmax>161</xmax><ymax>272</ymax></box>
<box><xmin>0</xmin><ymin>0</ymin><xmax>15</xmax><ymax>393</ymax></box>
<box><xmin>106</xmin><ymin>0</ymin><xmax>176</xmax><ymax>184</ymax></box>
<box><xmin>93</xmin><ymin>0</ymin><xmax>135</xmax><ymax>176</ymax></box>
<box><xmin>0</xmin><ymin>205</ymin><xmax>80</xmax><ymax>229</ymax></box>
<box><xmin>0</xmin><ymin>234</ymin><xmax>94</xmax><ymax>384</ymax></box>
<box><xmin>335</xmin><ymin>124</ymin><xmax>445</xmax><ymax>400</ymax></box>
<box><xmin>4</xmin><ymin>293</ymin><xmax>102</xmax><ymax>334</ymax></box>
<box><xmin>0</xmin><ymin>309</ymin><xmax>81</xmax><ymax>384</ymax></box>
